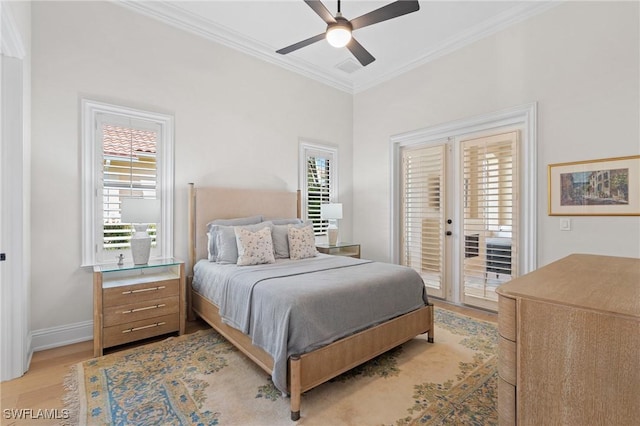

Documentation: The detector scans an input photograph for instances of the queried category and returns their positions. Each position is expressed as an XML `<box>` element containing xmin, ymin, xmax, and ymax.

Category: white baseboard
<box><xmin>31</xmin><ymin>321</ymin><xmax>93</xmax><ymax>352</ymax></box>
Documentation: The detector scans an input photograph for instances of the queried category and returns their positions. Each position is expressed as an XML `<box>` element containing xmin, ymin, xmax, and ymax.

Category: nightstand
<box><xmin>93</xmin><ymin>258</ymin><xmax>185</xmax><ymax>357</ymax></box>
<box><xmin>316</xmin><ymin>242</ymin><xmax>361</xmax><ymax>258</ymax></box>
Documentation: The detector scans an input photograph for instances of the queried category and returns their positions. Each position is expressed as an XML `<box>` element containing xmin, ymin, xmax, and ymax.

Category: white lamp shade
<box><xmin>121</xmin><ymin>198</ymin><xmax>161</xmax><ymax>224</ymax></box>
<box><xmin>321</xmin><ymin>203</ymin><xmax>343</xmax><ymax>220</ymax></box>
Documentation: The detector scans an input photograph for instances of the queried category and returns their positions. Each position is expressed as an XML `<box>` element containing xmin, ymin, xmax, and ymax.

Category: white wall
<box><xmin>30</xmin><ymin>1</ymin><xmax>353</xmax><ymax>335</ymax></box>
<box><xmin>353</xmin><ymin>1</ymin><xmax>640</xmax><ymax>266</ymax></box>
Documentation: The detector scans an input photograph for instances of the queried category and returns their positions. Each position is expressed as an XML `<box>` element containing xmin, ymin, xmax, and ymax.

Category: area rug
<box><xmin>63</xmin><ymin>308</ymin><xmax>498</xmax><ymax>425</ymax></box>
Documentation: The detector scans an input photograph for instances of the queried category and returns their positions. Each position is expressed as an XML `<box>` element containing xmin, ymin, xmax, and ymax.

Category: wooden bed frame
<box><xmin>186</xmin><ymin>183</ymin><xmax>434</xmax><ymax>421</ymax></box>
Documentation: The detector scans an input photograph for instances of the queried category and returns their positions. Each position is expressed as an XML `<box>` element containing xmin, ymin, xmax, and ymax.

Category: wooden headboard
<box><xmin>187</xmin><ymin>183</ymin><xmax>301</xmax><ymax>273</ymax></box>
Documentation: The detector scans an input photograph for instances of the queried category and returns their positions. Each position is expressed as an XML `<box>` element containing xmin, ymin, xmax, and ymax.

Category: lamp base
<box><xmin>131</xmin><ymin>224</ymin><xmax>152</xmax><ymax>265</ymax></box>
<box><xmin>327</xmin><ymin>227</ymin><xmax>338</xmax><ymax>246</ymax></box>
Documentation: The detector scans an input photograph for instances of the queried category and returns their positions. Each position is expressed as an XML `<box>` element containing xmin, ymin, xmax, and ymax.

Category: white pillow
<box><xmin>287</xmin><ymin>224</ymin><xmax>317</xmax><ymax>261</ymax></box>
<box><xmin>235</xmin><ymin>226</ymin><xmax>276</xmax><ymax>266</ymax></box>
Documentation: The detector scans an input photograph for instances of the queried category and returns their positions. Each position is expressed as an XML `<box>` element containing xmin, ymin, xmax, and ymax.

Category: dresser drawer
<box><xmin>498</xmin><ymin>336</ymin><xmax>517</xmax><ymax>385</ymax></box>
<box><xmin>103</xmin><ymin>314</ymin><xmax>180</xmax><ymax>349</ymax></box>
<box><xmin>498</xmin><ymin>377</ymin><xmax>516</xmax><ymax>426</ymax></box>
<box><xmin>498</xmin><ymin>295</ymin><xmax>517</xmax><ymax>342</ymax></box>
<box><xmin>103</xmin><ymin>296</ymin><xmax>179</xmax><ymax>327</ymax></box>
<box><xmin>103</xmin><ymin>279</ymin><xmax>179</xmax><ymax>307</ymax></box>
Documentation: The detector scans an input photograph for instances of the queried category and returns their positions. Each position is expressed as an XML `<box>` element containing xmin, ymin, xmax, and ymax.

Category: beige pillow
<box><xmin>287</xmin><ymin>224</ymin><xmax>318</xmax><ymax>261</ymax></box>
<box><xmin>234</xmin><ymin>226</ymin><xmax>276</xmax><ymax>266</ymax></box>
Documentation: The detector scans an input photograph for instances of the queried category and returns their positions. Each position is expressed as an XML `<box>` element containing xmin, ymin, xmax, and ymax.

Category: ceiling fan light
<box><xmin>326</xmin><ymin>25</ymin><xmax>352</xmax><ymax>48</ymax></box>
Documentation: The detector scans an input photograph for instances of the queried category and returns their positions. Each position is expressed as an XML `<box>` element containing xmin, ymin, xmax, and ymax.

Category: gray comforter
<box><xmin>193</xmin><ymin>254</ymin><xmax>428</xmax><ymax>394</ymax></box>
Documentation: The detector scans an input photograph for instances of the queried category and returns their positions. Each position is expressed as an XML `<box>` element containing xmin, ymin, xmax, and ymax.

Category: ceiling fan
<box><xmin>276</xmin><ymin>0</ymin><xmax>420</xmax><ymax>67</ymax></box>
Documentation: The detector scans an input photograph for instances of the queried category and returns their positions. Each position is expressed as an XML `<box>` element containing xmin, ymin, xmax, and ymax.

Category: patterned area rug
<box><xmin>64</xmin><ymin>308</ymin><xmax>497</xmax><ymax>425</ymax></box>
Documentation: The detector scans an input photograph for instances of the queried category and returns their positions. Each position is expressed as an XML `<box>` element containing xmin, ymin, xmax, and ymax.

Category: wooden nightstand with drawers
<box><xmin>93</xmin><ymin>258</ymin><xmax>185</xmax><ymax>357</ymax></box>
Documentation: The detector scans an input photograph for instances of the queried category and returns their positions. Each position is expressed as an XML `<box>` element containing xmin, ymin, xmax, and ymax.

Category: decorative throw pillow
<box><xmin>287</xmin><ymin>224</ymin><xmax>317</xmax><ymax>261</ymax></box>
<box><xmin>272</xmin><ymin>221</ymin><xmax>311</xmax><ymax>258</ymax></box>
<box><xmin>235</xmin><ymin>226</ymin><xmax>276</xmax><ymax>266</ymax></box>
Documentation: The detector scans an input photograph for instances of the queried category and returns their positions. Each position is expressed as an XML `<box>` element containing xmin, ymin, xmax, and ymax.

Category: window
<box><xmin>102</xmin><ymin>121</ymin><xmax>158</xmax><ymax>252</ymax></box>
<box><xmin>299</xmin><ymin>142</ymin><xmax>338</xmax><ymax>236</ymax></box>
<box><xmin>81</xmin><ymin>100</ymin><xmax>174</xmax><ymax>266</ymax></box>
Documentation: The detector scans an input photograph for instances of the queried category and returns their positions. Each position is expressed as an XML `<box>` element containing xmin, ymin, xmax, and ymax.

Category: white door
<box><xmin>400</xmin><ymin>142</ymin><xmax>448</xmax><ymax>299</ymax></box>
<box><xmin>393</xmin><ymin>105</ymin><xmax>536</xmax><ymax>311</ymax></box>
<box><xmin>0</xmin><ymin>54</ymin><xmax>29</xmax><ymax>380</ymax></box>
<box><xmin>459</xmin><ymin>131</ymin><xmax>519</xmax><ymax>310</ymax></box>
<box><xmin>398</xmin><ymin>131</ymin><xmax>520</xmax><ymax>311</ymax></box>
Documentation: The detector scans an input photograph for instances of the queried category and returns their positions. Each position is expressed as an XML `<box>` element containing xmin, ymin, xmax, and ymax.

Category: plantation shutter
<box><xmin>400</xmin><ymin>144</ymin><xmax>446</xmax><ymax>296</ymax></box>
<box><xmin>305</xmin><ymin>148</ymin><xmax>334</xmax><ymax>235</ymax></box>
<box><xmin>99</xmin><ymin>117</ymin><xmax>159</xmax><ymax>252</ymax></box>
<box><xmin>461</xmin><ymin>131</ymin><xmax>518</xmax><ymax>302</ymax></box>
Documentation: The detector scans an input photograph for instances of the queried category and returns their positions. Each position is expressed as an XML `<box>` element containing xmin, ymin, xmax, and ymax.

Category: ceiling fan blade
<box><xmin>346</xmin><ymin>38</ymin><xmax>375</xmax><ymax>66</ymax></box>
<box><xmin>350</xmin><ymin>0</ymin><xmax>420</xmax><ymax>30</ymax></box>
<box><xmin>276</xmin><ymin>33</ymin><xmax>326</xmax><ymax>55</ymax></box>
<box><xmin>304</xmin><ymin>0</ymin><xmax>337</xmax><ymax>24</ymax></box>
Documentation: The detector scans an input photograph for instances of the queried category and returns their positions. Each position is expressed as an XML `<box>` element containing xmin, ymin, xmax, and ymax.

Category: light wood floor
<box><xmin>0</xmin><ymin>300</ymin><xmax>495</xmax><ymax>426</ymax></box>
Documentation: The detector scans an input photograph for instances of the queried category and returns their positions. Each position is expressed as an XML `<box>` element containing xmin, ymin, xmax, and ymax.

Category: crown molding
<box><xmin>116</xmin><ymin>1</ymin><xmax>561</xmax><ymax>95</ymax></box>
<box><xmin>353</xmin><ymin>1</ymin><xmax>561</xmax><ymax>93</ymax></box>
<box><xmin>116</xmin><ymin>0</ymin><xmax>354</xmax><ymax>93</ymax></box>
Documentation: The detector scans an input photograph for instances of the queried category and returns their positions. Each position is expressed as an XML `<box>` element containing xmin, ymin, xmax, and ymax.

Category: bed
<box><xmin>186</xmin><ymin>184</ymin><xmax>434</xmax><ymax>421</ymax></box>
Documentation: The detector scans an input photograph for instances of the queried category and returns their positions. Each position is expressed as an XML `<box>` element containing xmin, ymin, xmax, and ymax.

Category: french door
<box><xmin>400</xmin><ymin>143</ymin><xmax>448</xmax><ymax>298</ymax></box>
<box><xmin>459</xmin><ymin>131</ymin><xmax>519</xmax><ymax>310</ymax></box>
<box><xmin>398</xmin><ymin>130</ymin><xmax>520</xmax><ymax>311</ymax></box>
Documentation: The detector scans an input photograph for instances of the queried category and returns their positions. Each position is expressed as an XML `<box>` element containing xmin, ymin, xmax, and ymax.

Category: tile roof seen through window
<box><xmin>102</xmin><ymin>124</ymin><xmax>157</xmax><ymax>157</ymax></box>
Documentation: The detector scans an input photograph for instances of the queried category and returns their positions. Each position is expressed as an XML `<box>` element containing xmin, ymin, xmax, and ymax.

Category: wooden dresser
<box><xmin>496</xmin><ymin>254</ymin><xmax>640</xmax><ymax>425</ymax></box>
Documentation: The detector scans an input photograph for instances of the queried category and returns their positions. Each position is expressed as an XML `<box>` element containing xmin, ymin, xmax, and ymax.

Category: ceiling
<box><xmin>119</xmin><ymin>1</ymin><xmax>558</xmax><ymax>93</ymax></box>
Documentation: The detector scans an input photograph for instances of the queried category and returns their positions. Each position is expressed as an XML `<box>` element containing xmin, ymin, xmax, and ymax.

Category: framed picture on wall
<box><xmin>548</xmin><ymin>155</ymin><xmax>640</xmax><ymax>216</ymax></box>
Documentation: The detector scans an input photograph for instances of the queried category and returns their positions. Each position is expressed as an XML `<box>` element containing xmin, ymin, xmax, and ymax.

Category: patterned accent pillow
<box><xmin>288</xmin><ymin>224</ymin><xmax>318</xmax><ymax>261</ymax></box>
<box><xmin>272</xmin><ymin>221</ymin><xmax>313</xmax><ymax>258</ymax></box>
<box><xmin>234</xmin><ymin>226</ymin><xmax>276</xmax><ymax>266</ymax></box>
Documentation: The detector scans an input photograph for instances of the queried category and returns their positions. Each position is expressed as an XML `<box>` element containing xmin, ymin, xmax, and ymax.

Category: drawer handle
<box><xmin>122</xmin><ymin>285</ymin><xmax>166</xmax><ymax>295</ymax></box>
<box><xmin>122</xmin><ymin>304</ymin><xmax>166</xmax><ymax>314</ymax></box>
<box><xmin>122</xmin><ymin>322</ymin><xmax>166</xmax><ymax>333</ymax></box>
